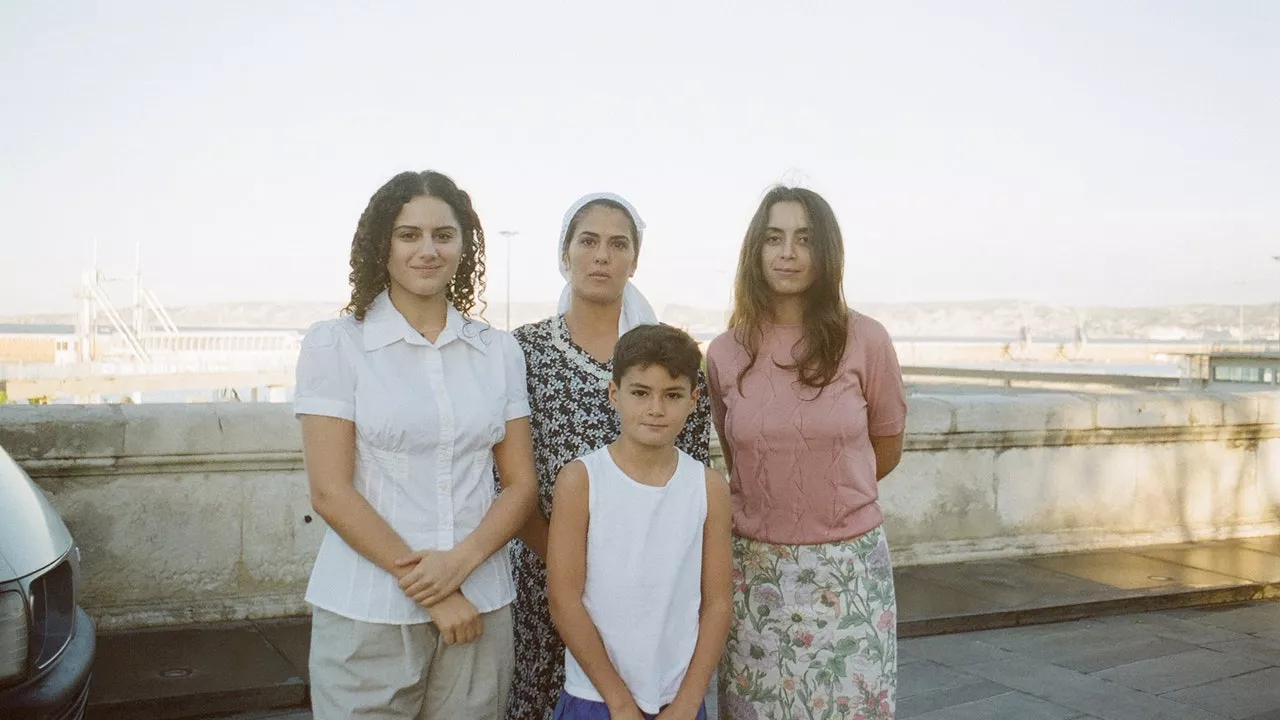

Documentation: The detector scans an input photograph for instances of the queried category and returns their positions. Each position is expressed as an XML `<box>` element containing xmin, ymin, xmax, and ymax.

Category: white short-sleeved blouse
<box><xmin>294</xmin><ymin>290</ymin><xmax>530</xmax><ymax>624</ymax></box>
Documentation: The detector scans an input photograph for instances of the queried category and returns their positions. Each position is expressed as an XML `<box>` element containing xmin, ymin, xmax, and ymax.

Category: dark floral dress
<box><xmin>505</xmin><ymin>315</ymin><xmax>711</xmax><ymax>720</ymax></box>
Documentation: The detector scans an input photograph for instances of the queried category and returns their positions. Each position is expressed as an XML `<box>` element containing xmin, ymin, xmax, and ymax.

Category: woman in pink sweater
<box><xmin>706</xmin><ymin>186</ymin><xmax>907</xmax><ymax>720</ymax></box>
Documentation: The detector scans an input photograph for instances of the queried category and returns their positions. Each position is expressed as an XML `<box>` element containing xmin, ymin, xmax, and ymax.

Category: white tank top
<box><xmin>562</xmin><ymin>446</ymin><xmax>708</xmax><ymax>714</ymax></box>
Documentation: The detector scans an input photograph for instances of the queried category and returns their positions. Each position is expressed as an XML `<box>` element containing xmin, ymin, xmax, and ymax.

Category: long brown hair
<box><xmin>345</xmin><ymin>170</ymin><xmax>488</xmax><ymax>320</ymax></box>
<box><xmin>729</xmin><ymin>186</ymin><xmax>849</xmax><ymax>393</ymax></box>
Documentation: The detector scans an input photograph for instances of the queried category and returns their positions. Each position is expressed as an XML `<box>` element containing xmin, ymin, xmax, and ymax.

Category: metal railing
<box><xmin>0</xmin><ymin>357</ymin><xmax>297</xmax><ymax>381</ymax></box>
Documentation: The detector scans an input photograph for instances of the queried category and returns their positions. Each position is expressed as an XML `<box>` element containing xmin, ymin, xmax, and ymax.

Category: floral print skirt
<box><xmin>718</xmin><ymin>526</ymin><xmax>898</xmax><ymax>720</ymax></box>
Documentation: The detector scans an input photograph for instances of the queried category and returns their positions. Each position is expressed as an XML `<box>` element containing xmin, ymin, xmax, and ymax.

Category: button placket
<box><xmin>426</xmin><ymin>348</ymin><xmax>456</xmax><ymax>550</ymax></box>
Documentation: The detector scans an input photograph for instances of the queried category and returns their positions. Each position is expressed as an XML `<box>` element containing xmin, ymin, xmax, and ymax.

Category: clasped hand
<box><xmin>610</xmin><ymin>697</ymin><xmax>700</xmax><ymax>720</ymax></box>
<box><xmin>395</xmin><ymin>547</ymin><xmax>475</xmax><ymax>607</ymax></box>
<box><xmin>395</xmin><ymin>548</ymin><xmax>483</xmax><ymax>645</ymax></box>
<box><xmin>653</xmin><ymin>699</ymin><xmax>701</xmax><ymax>720</ymax></box>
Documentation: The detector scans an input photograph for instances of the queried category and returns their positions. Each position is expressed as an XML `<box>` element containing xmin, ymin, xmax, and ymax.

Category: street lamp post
<box><xmin>1233</xmin><ymin>279</ymin><xmax>1247</xmax><ymax>351</ymax></box>
<box><xmin>1240</xmin><ymin>301</ymin><xmax>1246</xmax><ymax>351</ymax></box>
<box><xmin>499</xmin><ymin>230</ymin><xmax>519</xmax><ymax>330</ymax></box>
<box><xmin>1273</xmin><ymin>256</ymin><xmax>1280</xmax><ymax>351</ymax></box>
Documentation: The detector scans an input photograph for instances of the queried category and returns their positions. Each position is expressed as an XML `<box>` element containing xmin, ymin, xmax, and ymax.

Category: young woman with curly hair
<box><xmin>294</xmin><ymin>170</ymin><xmax>538</xmax><ymax>719</ymax></box>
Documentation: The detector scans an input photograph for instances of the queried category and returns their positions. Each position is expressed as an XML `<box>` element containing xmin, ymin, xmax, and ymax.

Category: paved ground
<box><xmin>897</xmin><ymin>600</ymin><xmax>1280</xmax><ymax>719</ymax></box>
<box><xmin>896</xmin><ymin>535</ymin><xmax>1280</xmax><ymax>637</ymax></box>
<box><xmin>89</xmin><ymin>535</ymin><xmax>1280</xmax><ymax>720</ymax></box>
<box><xmin>202</xmin><ymin>600</ymin><xmax>1280</xmax><ymax>720</ymax></box>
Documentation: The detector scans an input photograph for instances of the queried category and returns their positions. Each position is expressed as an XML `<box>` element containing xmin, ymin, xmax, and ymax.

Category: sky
<box><xmin>1</xmin><ymin>0</ymin><xmax>1277</xmax><ymax>317</ymax></box>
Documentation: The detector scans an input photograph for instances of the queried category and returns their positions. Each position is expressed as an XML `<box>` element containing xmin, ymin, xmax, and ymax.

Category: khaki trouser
<box><xmin>310</xmin><ymin>605</ymin><xmax>515</xmax><ymax>719</ymax></box>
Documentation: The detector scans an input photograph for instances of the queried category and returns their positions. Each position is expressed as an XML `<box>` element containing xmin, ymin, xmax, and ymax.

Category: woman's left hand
<box><xmin>394</xmin><ymin>548</ymin><xmax>478</xmax><ymax>607</ymax></box>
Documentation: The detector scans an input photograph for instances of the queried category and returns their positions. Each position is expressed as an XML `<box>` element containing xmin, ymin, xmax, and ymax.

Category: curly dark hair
<box><xmin>344</xmin><ymin>170</ymin><xmax>488</xmax><ymax>320</ymax></box>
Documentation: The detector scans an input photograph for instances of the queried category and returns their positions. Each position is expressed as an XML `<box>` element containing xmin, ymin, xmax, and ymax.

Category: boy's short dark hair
<box><xmin>612</xmin><ymin>324</ymin><xmax>702</xmax><ymax>389</ymax></box>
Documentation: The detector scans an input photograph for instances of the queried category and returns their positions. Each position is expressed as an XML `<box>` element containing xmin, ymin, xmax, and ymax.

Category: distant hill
<box><xmin>848</xmin><ymin>301</ymin><xmax>1270</xmax><ymax>342</ymax></box>
<box><xmin>0</xmin><ymin>301</ymin><xmax>562</xmax><ymax>333</ymax></box>
<box><xmin>3</xmin><ymin>299</ymin><xmax>1275</xmax><ymax>342</ymax></box>
<box><xmin>661</xmin><ymin>301</ymin><xmax>1276</xmax><ymax>342</ymax></box>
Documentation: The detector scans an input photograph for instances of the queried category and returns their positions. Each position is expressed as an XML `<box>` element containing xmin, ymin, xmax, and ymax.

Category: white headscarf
<box><xmin>556</xmin><ymin>192</ymin><xmax>659</xmax><ymax>337</ymax></box>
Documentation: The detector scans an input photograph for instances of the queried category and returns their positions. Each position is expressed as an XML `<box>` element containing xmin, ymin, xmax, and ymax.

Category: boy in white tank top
<box><xmin>547</xmin><ymin>324</ymin><xmax>733</xmax><ymax>720</ymax></box>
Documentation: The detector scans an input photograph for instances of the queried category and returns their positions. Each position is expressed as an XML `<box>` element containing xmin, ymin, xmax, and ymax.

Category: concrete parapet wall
<box><xmin>885</xmin><ymin>392</ymin><xmax>1280</xmax><ymax>566</ymax></box>
<box><xmin>0</xmin><ymin>404</ymin><xmax>320</xmax><ymax>631</ymax></box>
<box><xmin>2</xmin><ymin>392</ymin><xmax>1278</xmax><ymax>630</ymax></box>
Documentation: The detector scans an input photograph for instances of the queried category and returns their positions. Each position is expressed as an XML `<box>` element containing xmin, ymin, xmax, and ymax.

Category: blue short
<box><xmin>553</xmin><ymin>690</ymin><xmax>708</xmax><ymax>719</ymax></box>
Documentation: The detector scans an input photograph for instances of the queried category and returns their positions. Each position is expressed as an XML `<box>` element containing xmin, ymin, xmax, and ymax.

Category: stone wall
<box><xmin>2</xmin><ymin>391</ymin><xmax>1278</xmax><ymax>630</ymax></box>
<box><xmin>1</xmin><ymin>404</ymin><xmax>319</xmax><ymax>630</ymax></box>
<box><xmin>881</xmin><ymin>392</ymin><xmax>1280</xmax><ymax>565</ymax></box>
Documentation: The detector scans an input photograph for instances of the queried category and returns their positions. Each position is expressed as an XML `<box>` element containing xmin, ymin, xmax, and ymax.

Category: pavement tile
<box><xmin>965</xmin><ymin>620</ymin><xmax>1160</xmax><ymax>660</ymax></box>
<box><xmin>962</xmin><ymin>617</ymin><xmax>1075</xmax><ymax>645</ymax></box>
<box><xmin>254</xmin><ymin>617</ymin><xmax>311</xmax><ymax>681</ymax></box>
<box><xmin>1162</xmin><ymin>667</ymin><xmax>1280</xmax><ymax>719</ymax></box>
<box><xmin>899</xmin><ymin>659</ymin><xmax>983</xmax><ymax>699</ymax></box>
<box><xmin>899</xmin><ymin>652</ymin><xmax>925</xmax><ymax>666</ymax></box>
<box><xmin>897</xmin><ymin>679</ymin><xmax>1010</xmax><ymax>718</ymax></box>
<box><xmin>895</xmin><ymin>569</ymin><xmax>1001</xmax><ymax>621</ymax></box>
<box><xmin>959</xmin><ymin>620</ymin><xmax>1113</xmax><ymax>647</ymax></box>
<box><xmin>1156</xmin><ymin>607</ymin><xmax>1229</xmax><ymax>621</ymax></box>
<box><xmin>1168</xmin><ymin>602</ymin><xmax>1280</xmax><ymax>635</ymax></box>
<box><xmin>899</xmin><ymin>639</ymin><xmax>924</xmax><ymax>666</ymax></box>
<box><xmin>903</xmin><ymin>558</ymin><xmax>1129</xmax><ymax>610</ymax></box>
<box><xmin>1055</xmin><ymin>636</ymin><xmax>1204</xmax><ymax>674</ymax></box>
<box><xmin>1093</xmin><ymin>649</ymin><xmax>1268</xmax><ymax>695</ymax></box>
<box><xmin>90</xmin><ymin>622</ymin><xmax>304</xmax><ymax>719</ymax></box>
<box><xmin>1253</xmin><ymin>627</ymin><xmax>1280</xmax><ymax>641</ymax></box>
<box><xmin>964</xmin><ymin>657</ymin><xmax>1226</xmax><ymax>720</ymax></box>
<box><xmin>1202</xmin><ymin>636</ymin><xmax>1280</xmax><ymax>664</ymax></box>
<box><xmin>1231</xmin><ymin>536</ymin><xmax>1280</xmax><ymax>556</ymax></box>
<box><xmin>907</xmin><ymin>691</ymin><xmax>1089</xmax><ymax>720</ymax></box>
<box><xmin>1133</xmin><ymin>545</ymin><xmax>1280</xmax><ymax>584</ymax></box>
<box><xmin>898</xmin><ymin>633</ymin><xmax>1022</xmax><ymax>667</ymax></box>
<box><xmin>1026</xmin><ymin>551</ymin><xmax>1253</xmax><ymax>592</ymax></box>
<box><xmin>1093</xmin><ymin>611</ymin><xmax>1253</xmax><ymax>645</ymax></box>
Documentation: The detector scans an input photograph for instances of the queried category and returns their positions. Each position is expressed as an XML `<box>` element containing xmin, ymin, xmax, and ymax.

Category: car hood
<box><xmin>0</xmin><ymin>450</ymin><xmax>73</xmax><ymax>580</ymax></box>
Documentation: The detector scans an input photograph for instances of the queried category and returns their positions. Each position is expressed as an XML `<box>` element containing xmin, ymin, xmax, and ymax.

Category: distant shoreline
<box><xmin>2</xmin><ymin>296</ymin><xmax>1270</xmax><ymax>346</ymax></box>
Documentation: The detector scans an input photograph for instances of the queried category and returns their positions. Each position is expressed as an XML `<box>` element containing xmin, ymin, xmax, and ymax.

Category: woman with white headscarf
<box><xmin>504</xmin><ymin>193</ymin><xmax>712</xmax><ymax>720</ymax></box>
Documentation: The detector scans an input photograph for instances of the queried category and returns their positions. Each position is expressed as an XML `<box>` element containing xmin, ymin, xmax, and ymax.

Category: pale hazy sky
<box><xmin>2</xmin><ymin>0</ymin><xmax>1277</xmax><ymax>316</ymax></box>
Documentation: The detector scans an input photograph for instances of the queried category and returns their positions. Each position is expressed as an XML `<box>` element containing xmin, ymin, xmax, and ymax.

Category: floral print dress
<box><xmin>505</xmin><ymin>315</ymin><xmax>712</xmax><ymax>720</ymax></box>
<box><xmin>721</xmin><ymin>528</ymin><xmax>898</xmax><ymax>720</ymax></box>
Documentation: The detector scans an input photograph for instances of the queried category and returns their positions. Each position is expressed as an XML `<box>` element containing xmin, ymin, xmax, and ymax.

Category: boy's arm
<box><xmin>659</xmin><ymin>468</ymin><xmax>734</xmax><ymax>720</ymax></box>
<box><xmin>546</xmin><ymin>461</ymin><xmax>643</xmax><ymax>717</ymax></box>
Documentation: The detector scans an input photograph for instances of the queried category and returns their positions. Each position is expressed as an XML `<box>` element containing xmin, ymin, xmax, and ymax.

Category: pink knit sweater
<box><xmin>706</xmin><ymin>312</ymin><xmax>907</xmax><ymax>545</ymax></box>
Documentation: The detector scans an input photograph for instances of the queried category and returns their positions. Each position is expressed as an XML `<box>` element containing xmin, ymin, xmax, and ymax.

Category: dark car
<box><xmin>0</xmin><ymin>445</ymin><xmax>95</xmax><ymax>719</ymax></box>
